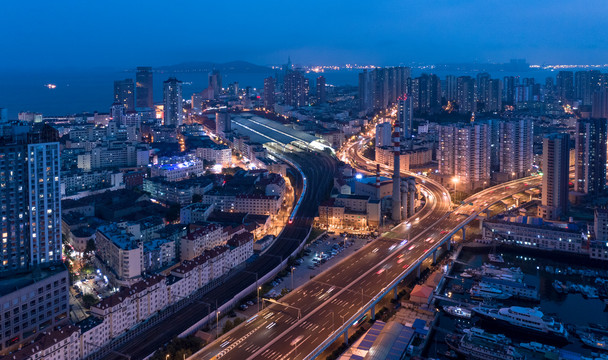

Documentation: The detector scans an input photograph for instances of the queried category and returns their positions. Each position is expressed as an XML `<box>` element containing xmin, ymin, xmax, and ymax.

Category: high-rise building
<box><xmin>498</xmin><ymin>118</ymin><xmax>534</xmax><ymax>179</ymax></box>
<box><xmin>375</xmin><ymin>122</ymin><xmax>392</xmax><ymax>147</ymax></box>
<box><xmin>502</xmin><ymin>76</ymin><xmax>517</xmax><ymax>106</ymax></box>
<box><xmin>263</xmin><ymin>77</ymin><xmax>276</xmax><ymax>110</ymax></box>
<box><xmin>316</xmin><ymin>76</ymin><xmax>326</xmax><ymax>104</ymax></box>
<box><xmin>575</xmin><ymin>70</ymin><xmax>602</xmax><ymax>106</ymax></box>
<box><xmin>444</xmin><ymin>75</ymin><xmax>458</xmax><ymax>103</ymax></box>
<box><xmin>556</xmin><ymin>71</ymin><xmax>574</xmax><ymax>104</ymax></box>
<box><xmin>592</xmin><ymin>89</ymin><xmax>608</xmax><ymax>119</ymax></box>
<box><xmin>457</xmin><ymin>76</ymin><xmax>476</xmax><ymax>114</ymax></box>
<box><xmin>358</xmin><ymin>67</ymin><xmax>411</xmax><ymax>114</ymax></box>
<box><xmin>215</xmin><ymin>110</ymin><xmax>231</xmax><ymax>139</ymax></box>
<box><xmin>0</xmin><ymin>123</ymin><xmax>69</xmax><ymax>354</ymax></box>
<box><xmin>283</xmin><ymin>70</ymin><xmax>309</xmax><ymax>107</ymax></box>
<box><xmin>437</xmin><ymin>122</ymin><xmax>491</xmax><ymax>190</ymax></box>
<box><xmin>359</xmin><ymin>70</ymin><xmax>373</xmax><ymax>113</ymax></box>
<box><xmin>136</xmin><ymin>66</ymin><xmax>154</xmax><ymax>109</ymax></box>
<box><xmin>0</xmin><ymin>108</ymin><xmax>7</xmax><ymax>123</ymax></box>
<box><xmin>163</xmin><ymin>77</ymin><xmax>183</xmax><ymax>127</ymax></box>
<box><xmin>538</xmin><ymin>133</ymin><xmax>570</xmax><ymax>220</ymax></box>
<box><xmin>0</xmin><ymin>124</ymin><xmax>62</xmax><ymax>273</ymax></box>
<box><xmin>208</xmin><ymin>69</ymin><xmax>222</xmax><ymax>99</ymax></box>
<box><xmin>397</xmin><ymin>95</ymin><xmax>413</xmax><ymax>141</ymax></box>
<box><xmin>114</xmin><ymin>79</ymin><xmax>135</xmax><ymax>110</ymax></box>
<box><xmin>413</xmin><ymin>74</ymin><xmax>441</xmax><ymax>114</ymax></box>
<box><xmin>574</xmin><ymin>118</ymin><xmax>607</xmax><ymax>194</ymax></box>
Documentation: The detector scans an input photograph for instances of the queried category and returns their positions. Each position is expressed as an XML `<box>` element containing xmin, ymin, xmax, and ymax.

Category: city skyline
<box><xmin>2</xmin><ymin>0</ymin><xmax>608</xmax><ymax>70</ymax></box>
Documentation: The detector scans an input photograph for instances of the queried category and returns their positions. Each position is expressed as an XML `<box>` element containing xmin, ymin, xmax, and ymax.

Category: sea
<box><xmin>0</xmin><ymin>67</ymin><xmax>563</xmax><ymax>119</ymax></box>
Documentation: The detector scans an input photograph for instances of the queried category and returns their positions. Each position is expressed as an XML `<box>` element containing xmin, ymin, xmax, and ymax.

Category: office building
<box><xmin>163</xmin><ymin>77</ymin><xmax>183</xmax><ymax>127</ymax></box>
<box><xmin>538</xmin><ymin>133</ymin><xmax>570</xmax><ymax>220</ymax></box>
<box><xmin>263</xmin><ymin>77</ymin><xmax>276</xmax><ymax>110</ymax></box>
<box><xmin>574</xmin><ymin>118</ymin><xmax>607</xmax><ymax>194</ymax></box>
<box><xmin>316</xmin><ymin>76</ymin><xmax>326</xmax><ymax>104</ymax></box>
<box><xmin>136</xmin><ymin>66</ymin><xmax>154</xmax><ymax>109</ymax></box>
<box><xmin>283</xmin><ymin>70</ymin><xmax>309</xmax><ymax>107</ymax></box>
<box><xmin>502</xmin><ymin>76</ymin><xmax>517</xmax><ymax>106</ymax></box>
<box><xmin>114</xmin><ymin>79</ymin><xmax>135</xmax><ymax>110</ymax></box>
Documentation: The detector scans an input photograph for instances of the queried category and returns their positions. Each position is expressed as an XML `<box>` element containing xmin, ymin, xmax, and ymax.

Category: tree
<box><xmin>82</xmin><ymin>294</ymin><xmax>99</xmax><ymax>308</ymax></box>
<box><xmin>166</xmin><ymin>203</ymin><xmax>181</xmax><ymax>223</ymax></box>
<box><xmin>192</xmin><ymin>194</ymin><xmax>202</xmax><ymax>203</ymax></box>
<box><xmin>85</xmin><ymin>239</ymin><xmax>96</xmax><ymax>256</ymax></box>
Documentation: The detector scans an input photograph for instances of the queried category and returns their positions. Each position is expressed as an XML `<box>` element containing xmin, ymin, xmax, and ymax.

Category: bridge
<box><xmin>189</xmin><ymin>134</ymin><xmax>541</xmax><ymax>360</ymax></box>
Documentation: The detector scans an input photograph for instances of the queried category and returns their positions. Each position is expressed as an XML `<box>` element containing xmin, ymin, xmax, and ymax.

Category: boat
<box><xmin>470</xmin><ymin>283</ymin><xmax>512</xmax><ymax>300</ymax></box>
<box><xmin>488</xmin><ymin>253</ymin><xmax>505</xmax><ymax>263</ymax></box>
<box><xmin>445</xmin><ymin>327</ymin><xmax>524</xmax><ymax>360</ymax></box>
<box><xmin>519</xmin><ymin>341</ymin><xmax>557</xmax><ymax>353</ymax></box>
<box><xmin>481</xmin><ymin>264</ymin><xmax>524</xmax><ymax>281</ymax></box>
<box><xmin>580</xmin><ymin>332</ymin><xmax>608</xmax><ymax>351</ymax></box>
<box><xmin>472</xmin><ymin>305</ymin><xmax>569</xmax><ymax>340</ymax></box>
<box><xmin>443</xmin><ymin>305</ymin><xmax>472</xmax><ymax>319</ymax></box>
<box><xmin>460</xmin><ymin>271</ymin><xmax>474</xmax><ymax>278</ymax></box>
<box><xmin>553</xmin><ymin>280</ymin><xmax>567</xmax><ymax>294</ymax></box>
<box><xmin>581</xmin><ymin>285</ymin><xmax>599</xmax><ymax>299</ymax></box>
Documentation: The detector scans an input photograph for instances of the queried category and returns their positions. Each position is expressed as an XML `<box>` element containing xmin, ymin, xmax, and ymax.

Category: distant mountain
<box><xmin>155</xmin><ymin>61</ymin><xmax>273</xmax><ymax>73</ymax></box>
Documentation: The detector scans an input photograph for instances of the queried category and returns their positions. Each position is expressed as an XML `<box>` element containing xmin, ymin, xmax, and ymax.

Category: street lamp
<box><xmin>216</xmin><ymin>310</ymin><xmax>220</xmax><ymax>338</ymax></box>
<box><xmin>291</xmin><ymin>267</ymin><xmax>296</xmax><ymax>290</ymax></box>
<box><xmin>257</xmin><ymin>286</ymin><xmax>262</xmax><ymax>312</ymax></box>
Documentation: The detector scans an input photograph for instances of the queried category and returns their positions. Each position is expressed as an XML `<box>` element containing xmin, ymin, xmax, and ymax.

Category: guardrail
<box><xmin>181</xmin><ymin>149</ymin><xmax>310</xmax><ymax>341</ymax></box>
<box><xmin>301</xmin><ymin>175</ymin><xmax>540</xmax><ymax>359</ymax></box>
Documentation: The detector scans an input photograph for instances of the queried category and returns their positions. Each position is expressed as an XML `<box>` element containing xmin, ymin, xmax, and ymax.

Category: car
<box><xmin>239</xmin><ymin>304</ymin><xmax>248</xmax><ymax>310</ymax></box>
<box><xmin>246</xmin><ymin>300</ymin><xmax>254</xmax><ymax>306</ymax></box>
<box><xmin>408</xmin><ymin>244</ymin><xmax>417</xmax><ymax>251</ymax></box>
<box><xmin>308</xmin><ymin>265</ymin><xmax>315</xmax><ymax>270</ymax></box>
<box><xmin>440</xmin><ymin>230</ymin><xmax>448</xmax><ymax>235</ymax></box>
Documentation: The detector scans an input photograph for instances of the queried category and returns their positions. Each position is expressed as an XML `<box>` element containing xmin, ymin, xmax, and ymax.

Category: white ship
<box><xmin>472</xmin><ymin>305</ymin><xmax>568</xmax><ymax>340</ymax></box>
<box><xmin>445</xmin><ymin>327</ymin><xmax>524</xmax><ymax>360</ymax></box>
<box><xmin>470</xmin><ymin>283</ymin><xmax>512</xmax><ymax>300</ymax></box>
<box><xmin>443</xmin><ymin>305</ymin><xmax>472</xmax><ymax>319</ymax></box>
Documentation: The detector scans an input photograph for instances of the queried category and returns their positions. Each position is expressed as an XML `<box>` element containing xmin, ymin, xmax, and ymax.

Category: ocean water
<box><xmin>0</xmin><ymin>67</ymin><xmax>559</xmax><ymax>118</ymax></box>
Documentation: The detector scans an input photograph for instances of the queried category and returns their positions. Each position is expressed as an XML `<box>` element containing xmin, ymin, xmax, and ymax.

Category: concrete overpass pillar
<box><xmin>344</xmin><ymin>330</ymin><xmax>349</xmax><ymax>344</ymax></box>
<box><xmin>432</xmin><ymin>250</ymin><xmax>437</xmax><ymax>264</ymax></box>
<box><xmin>416</xmin><ymin>265</ymin><xmax>421</xmax><ymax>278</ymax></box>
<box><xmin>461</xmin><ymin>228</ymin><xmax>466</xmax><ymax>242</ymax></box>
<box><xmin>447</xmin><ymin>237</ymin><xmax>452</xmax><ymax>251</ymax></box>
<box><xmin>393</xmin><ymin>286</ymin><xmax>398</xmax><ymax>300</ymax></box>
<box><xmin>370</xmin><ymin>304</ymin><xmax>375</xmax><ymax>320</ymax></box>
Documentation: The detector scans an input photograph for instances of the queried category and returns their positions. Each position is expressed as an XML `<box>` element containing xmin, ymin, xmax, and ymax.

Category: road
<box><xmin>190</xmin><ymin>136</ymin><xmax>542</xmax><ymax>360</ymax></box>
<box><xmin>102</xmin><ymin>149</ymin><xmax>337</xmax><ymax>360</ymax></box>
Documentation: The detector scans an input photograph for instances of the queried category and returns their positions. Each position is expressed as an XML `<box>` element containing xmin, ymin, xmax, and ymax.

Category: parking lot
<box><xmin>264</xmin><ymin>232</ymin><xmax>371</xmax><ymax>298</ymax></box>
<box><xmin>69</xmin><ymin>270</ymin><xmax>115</xmax><ymax>322</ymax></box>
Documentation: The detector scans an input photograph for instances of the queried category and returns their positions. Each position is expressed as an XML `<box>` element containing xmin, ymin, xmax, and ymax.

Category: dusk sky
<box><xmin>2</xmin><ymin>0</ymin><xmax>607</xmax><ymax>70</ymax></box>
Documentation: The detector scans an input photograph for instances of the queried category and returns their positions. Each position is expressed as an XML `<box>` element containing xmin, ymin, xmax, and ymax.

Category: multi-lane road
<box><xmin>103</xmin><ymin>150</ymin><xmax>336</xmax><ymax>360</ymax></box>
<box><xmin>190</xmin><ymin>138</ymin><xmax>541</xmax><ymax>360</ymax></box>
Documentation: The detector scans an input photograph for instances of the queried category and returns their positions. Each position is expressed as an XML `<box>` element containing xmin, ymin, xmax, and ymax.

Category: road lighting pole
<box><xmin>257</xmin><ymin>286</ymin><xmax>261</xmax><ymax>312</ymax></box>
<box><xmin>291</xmin><ymin>266</ymin><xmax>295</xmax><ymax>290</ymax></box>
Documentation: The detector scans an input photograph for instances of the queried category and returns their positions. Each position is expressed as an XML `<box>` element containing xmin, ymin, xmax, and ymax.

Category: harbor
<box><xmin>424</xmin><ymin>245</ymin><xmax>608</xmax><ymax>360</ymax></box>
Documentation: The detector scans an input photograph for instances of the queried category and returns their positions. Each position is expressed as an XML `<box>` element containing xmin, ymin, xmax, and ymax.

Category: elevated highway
<box><xmin>190</xmin><ymin>135</ymin><xmax>541</xmax><ymax>360</ymax></box>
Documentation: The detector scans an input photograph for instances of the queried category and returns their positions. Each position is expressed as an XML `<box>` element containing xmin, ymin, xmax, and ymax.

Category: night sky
<box><xmin>1</xmin><ymin>0</ymin><xmax>607</xmax><ymax>70</ymax></box>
